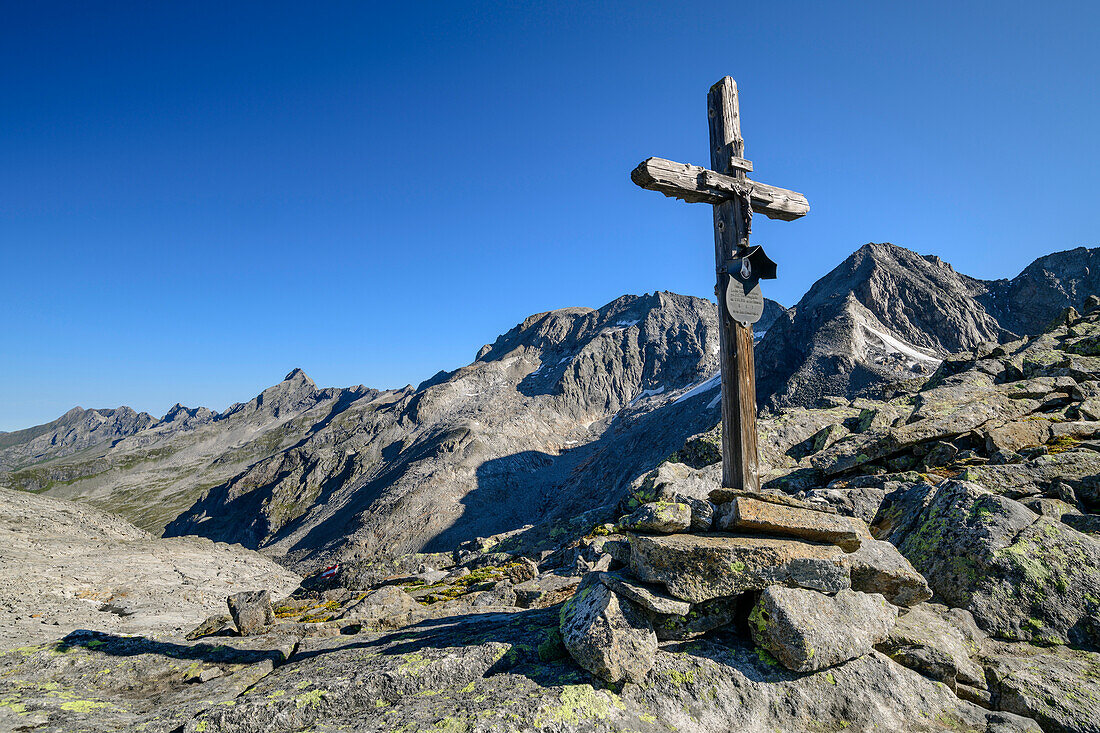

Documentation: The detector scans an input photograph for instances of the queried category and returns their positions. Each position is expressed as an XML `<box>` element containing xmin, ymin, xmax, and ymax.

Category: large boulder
<box><xmin>749</xmin><ymin>587</ymin><xmax>898</xmax><ymax>672</ymax></box>
<box><xmin>226</xmin><ymin>590</ymin><xmax>275</xmax><ymax>636</ymax></box>
<box><xmin>800</xmin><ymin>483</ymin><xmax>888</xmax><ymax>524</ymax></box>
<box><xmin>875</xmin><ymin>603</ymin><xmax>986</xmax><ymax>690</ymax></box>
<box><xmin>559</xmin><ymin>575</ymin><xmax>657</xmax><ymax>684</ymax></box>
<box><xmin>985</xmin><ymin>643</ymin><xmax>1100</xmax><ymax>733</ymax></box>
<box><xmin>628</xmin><ymin>533</ymin><xmax>849</xmax><ymax>604</ymax></box>
<box><xmin>339</xmin><ymin>585</ymin><xmax>421</xmax><ymax>628</ymax></box>
<box><xmin>875</xmin><ymin>480</ymin><xmax>1100</xmax><ymax>647</ymax></box>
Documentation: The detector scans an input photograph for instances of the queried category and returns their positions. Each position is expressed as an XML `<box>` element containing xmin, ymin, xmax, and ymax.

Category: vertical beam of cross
<box><xmin>631</xmin><ymin>76</ymin><xmax>808</xmax><ymax>492</ymax></box>
<box><xmin>708</xmin><ymin>77</ymin><xmax>759</xmax><ymax>491</ymax></box>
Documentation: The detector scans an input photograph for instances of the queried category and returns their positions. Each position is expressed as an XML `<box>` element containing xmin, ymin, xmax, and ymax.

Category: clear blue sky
<box><xmin>2</xmin><ymin>1</ymin><xmax>1098</xmax><ymax>431</ymax></box>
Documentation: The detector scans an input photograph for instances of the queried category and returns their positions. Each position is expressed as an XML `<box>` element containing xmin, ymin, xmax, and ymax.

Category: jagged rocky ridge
<box><xmin>758</xmin><ymin>244</ymin><xmax>1100</xmax><ymax>409</ymax></box>
<box><xmin>0</xmin><ymin>406</ymin><xmax>156</xmax><ymax>471</ymax></box>
<box><xmin>0</xmin><ymin>370</ymin><xmax>374</xmax><ymax>532</ymax></box>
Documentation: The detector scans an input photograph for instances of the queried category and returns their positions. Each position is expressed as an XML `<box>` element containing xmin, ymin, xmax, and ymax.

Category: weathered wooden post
<box><xmin>632</xmin><ymin>76</ymin><xmax>809</xmax><ymax>490</ymax></box>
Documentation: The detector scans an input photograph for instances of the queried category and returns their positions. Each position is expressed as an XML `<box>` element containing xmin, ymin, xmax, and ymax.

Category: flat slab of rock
<box><xmin>750</xmin><ymin>587</ymin><xmax>898</xmax><ymax>672</ymax></box>
<box><xmin>596</xmin><ymin>571</ymin><xmax>691</xmax><ymax>616</ymax></box>
<box><xmin>514</xmin><ymin>573</ymin><xmax>580</xmax><ymax>609</ymax></box>
<box><xmin>227</xmin><ymin>590</ymin><xmax>275</xmax><ymax>636</ymax></box>
<box><xmin>708</xmin><ymin>488</ymin><xmax>837</xmax><ymax>513</ymax></box>
<box><xmin>628</xmin><ymin>533</ymin><xmax>849</xmax><ymax>604</ymax></box>
<box><xmin>559</xmin><ymin>575</ymin><xmax>657</xmax><ymax>683</ymax></box>
<box><xmin>0</xmin><ymin>487</ymin><xmax>300</xmax><ymax>652</ymax></box>
<box><xmin>715</xmin><ymin>496</ymin><xmax>862</xmax><ymax>551</ymax></box>
<box><xmin>985</xmin><ymin>643</ymin><xmax>1100</xmax><ymax>733</ymax></box>
<box><xmin>619</xmin><ymin>502</ymin><xmax>692</xmax><ymax>534</ymax></box>
<box><xmin>339</xmin><ymin>585</ymin><xmax>422</xmax><ymax>628</ymax></box>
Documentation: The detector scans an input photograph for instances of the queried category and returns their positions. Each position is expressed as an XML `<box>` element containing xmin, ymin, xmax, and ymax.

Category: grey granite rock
<box><xmin>846</xmin><ymin>536</ymin><xmax>932</xmax><ymax>607</ymax></box>
<box><xmin>559</xmin><ymin>575</ymin><xmax>657</xmax><ymax>683</ymax></box>
<box><xmin>227</xmin><ymin>590</ymin><xmax>275</xmax><ymax>636</ymax></box>
<box><xmin>596</xmin><ymin>571</ymin><xmax>691</xmax><ymax>616</ymax></box>
<box><xmin>618</xmin><ymin>501</ymin><xmax>692</xmax><ymax>534</ymax></box>
<box><xmin>750</xmin><ymin>587</ymin><xmax>898</xmax><ymax>672</ymax></box>
<box><xmin>628</xmin><ymin>532</ymin><xmax>850</xmax><ymax>603</ymax></box>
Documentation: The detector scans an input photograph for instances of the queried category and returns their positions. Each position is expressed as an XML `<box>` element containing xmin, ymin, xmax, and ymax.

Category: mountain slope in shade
<box><xmin>165</xmin><ymin>292</ymin><xmax>728</xmax><ymax>569</ymax></box>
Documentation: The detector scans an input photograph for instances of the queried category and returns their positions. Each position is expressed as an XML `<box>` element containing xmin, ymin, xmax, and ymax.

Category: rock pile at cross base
<box><xmin>559</xmin><ymin>490</ymin><xmax>926</xmax><ymax>684</ymax></box>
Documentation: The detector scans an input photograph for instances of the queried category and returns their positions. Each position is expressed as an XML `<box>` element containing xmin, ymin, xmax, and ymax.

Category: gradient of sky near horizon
<box><xmin>2</xmin><ymin>1</ymin><xmax>1099</xmax><ymax>431</ymax></box>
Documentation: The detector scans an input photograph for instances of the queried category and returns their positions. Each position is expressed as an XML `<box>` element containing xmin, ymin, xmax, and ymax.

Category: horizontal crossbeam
<box><xmin>631</xmin><ymin>157</ymin><xmax>809</xmax><ymax>221</ymax></box>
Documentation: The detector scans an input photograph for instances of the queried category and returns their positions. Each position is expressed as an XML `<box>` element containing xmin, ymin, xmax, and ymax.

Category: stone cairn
<box><xmin>559</xmin><ymin>488</ymin><xmax>933</xmax><ymax>683</ymax></box>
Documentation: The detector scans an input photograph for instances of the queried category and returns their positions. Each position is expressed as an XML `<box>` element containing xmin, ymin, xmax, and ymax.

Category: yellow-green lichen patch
<box><xmin>432</xmin><ymin>717</ymin><xmax>472</xmax><ymax>732</ymax></box>
<box><xmin>59</xmin><ymin>700</ymin><xmax>110</xmax><ymax>712</ymax></box>
<box><xmin>295</xmin><ymin>688</ymin><xmax>327</xmax><ymax>708</ymax></box>
<box><xmin>661</xmin><ymin>668</ymin><xmax>697</xmax><ymax>686</ymax></box>
<box><xmin>534</xmin><ymin>684</ymin><xmax>624</xmax><ymax>726</ymax></box>
<box><xmin>398</xmin><ymin>652</ymin><xmax>433</xmax><ymax>676</ymax></box>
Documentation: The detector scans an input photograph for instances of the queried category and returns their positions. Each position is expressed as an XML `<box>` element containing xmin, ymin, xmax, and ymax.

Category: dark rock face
<box><xmin>981</xmin><ymin>247</ymin><xmax>1100</xmax><ymax>336</ymax></box>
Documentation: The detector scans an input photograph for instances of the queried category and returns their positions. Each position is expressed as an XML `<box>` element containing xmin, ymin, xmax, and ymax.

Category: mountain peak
<box><xmin>283</xmin><ymin>368</ymin><xmax>313</xmax><ymax>384</ymax></box>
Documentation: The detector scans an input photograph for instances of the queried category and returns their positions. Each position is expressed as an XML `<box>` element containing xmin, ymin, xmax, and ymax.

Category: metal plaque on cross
<box><xmin>721</xmin><ymin>245</ymin><xmax>778</xmax><ymax>324</ymax></box>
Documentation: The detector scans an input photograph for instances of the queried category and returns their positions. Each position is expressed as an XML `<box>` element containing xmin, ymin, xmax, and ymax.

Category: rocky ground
<box><xmin>0</xmin><ymin>487</ymin><xmax>300</xmax><ymax>653</ymax></box>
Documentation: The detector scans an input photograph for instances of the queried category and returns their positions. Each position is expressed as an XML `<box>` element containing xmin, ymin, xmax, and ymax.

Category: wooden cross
<box><xmin>631</xmin><ymin>76</ymin><xmax>809</xmax><ymax>491</ymax></box>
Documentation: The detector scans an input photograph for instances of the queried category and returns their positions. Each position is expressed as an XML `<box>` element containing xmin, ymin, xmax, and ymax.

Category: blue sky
<box><xmin>2</xmin><ymin>1</ymin><xmax>1098</xmax><ymax>431</ymax></box>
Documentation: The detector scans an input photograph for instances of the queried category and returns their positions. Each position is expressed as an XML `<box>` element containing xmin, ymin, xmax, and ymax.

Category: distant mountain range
<box><xmin>2</xmin><ymin>243</ymin><xmax>1096</xmax><ymax>573</ymax></box>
